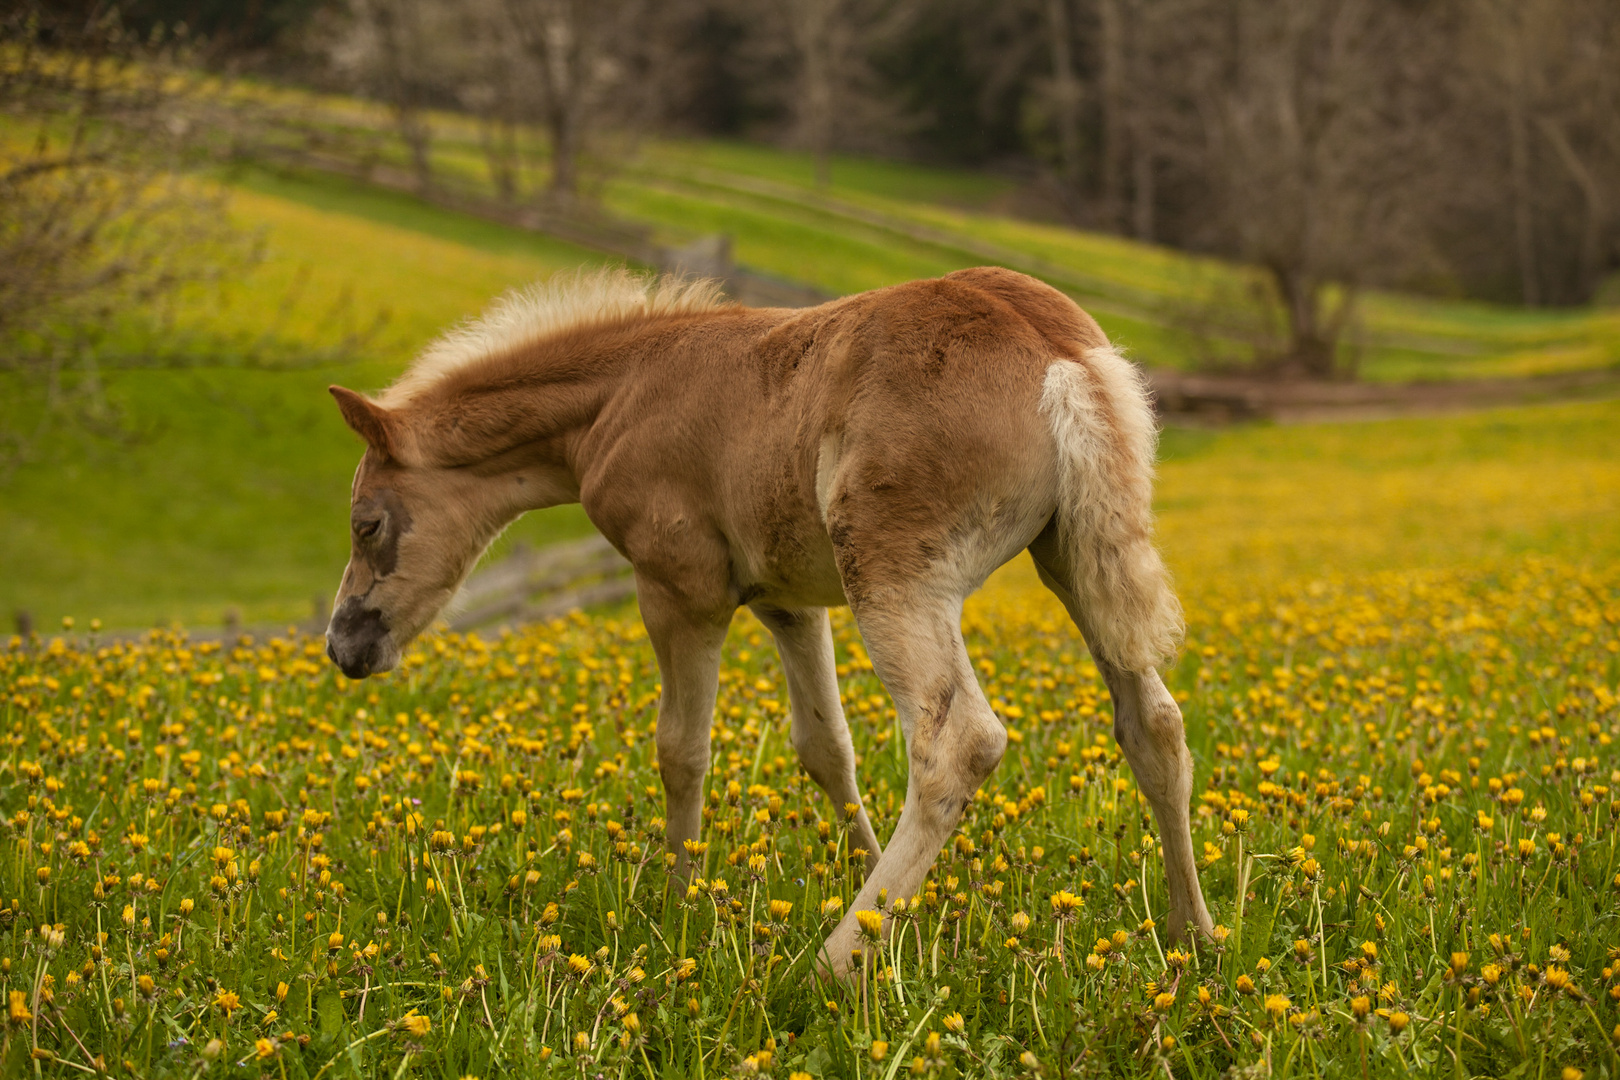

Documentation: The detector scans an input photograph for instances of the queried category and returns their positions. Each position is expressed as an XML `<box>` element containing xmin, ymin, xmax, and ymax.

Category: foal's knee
<box><xmin>913</xmin><ymin>697</ymin><xmax>1006</xmax><ymax>825</ymax></box>
<box><xmin>792</xmin><ymin>719</ymin><xmax>854</xmax><ymax>785</ymax></box>
<box><xmin>656</xmin><ymin>734</ymin><xmax>709</xmax><ymax>797</ymax></box>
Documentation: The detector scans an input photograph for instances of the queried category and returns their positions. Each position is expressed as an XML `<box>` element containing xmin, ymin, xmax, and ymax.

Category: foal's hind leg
<box><xmin>751</xmin><ymin>605</ymin><xmax>882</xmax><ymax>868</ymax></box>
<box><xmin>1029</xmin><ymin>532</ymin><xmax>1214</xmax><ymax>941</ymax></box>
<box><xmin>818</xmin><ymin>594</ymin><xmax>1007</xmax><ymax>977</ymax></box>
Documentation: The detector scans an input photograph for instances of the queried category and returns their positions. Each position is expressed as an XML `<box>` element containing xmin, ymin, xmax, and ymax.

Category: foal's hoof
<box><xmin>811</xmin><ymin>941</ymin><xmax>867</xmax><ymax>986</ymax></box>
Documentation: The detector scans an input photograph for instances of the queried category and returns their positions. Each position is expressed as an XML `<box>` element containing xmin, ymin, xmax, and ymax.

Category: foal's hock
<box><xmin>323</xmin><ymin>266</ymin><xmax>1214</xmax><ymax>976</ymax></box>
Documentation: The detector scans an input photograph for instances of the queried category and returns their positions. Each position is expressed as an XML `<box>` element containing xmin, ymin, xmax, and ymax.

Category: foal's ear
<box><xmin>329</xmin><ymin>386</ymin><xmax>398</xmax><ymax>459</ymax></box>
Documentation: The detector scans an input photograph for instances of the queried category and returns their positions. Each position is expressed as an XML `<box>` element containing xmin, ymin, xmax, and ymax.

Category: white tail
<box><xmin>1039</xmin><ymin>348</ymin><xmax>1183</xmax><ymax>672</ymax></box>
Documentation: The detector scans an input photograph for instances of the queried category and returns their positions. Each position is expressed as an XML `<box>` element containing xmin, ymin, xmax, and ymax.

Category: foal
<box><xmin>324</xmin><ymin>267</ymin><xmax>1213</xmax><ymax>975</ymax></box>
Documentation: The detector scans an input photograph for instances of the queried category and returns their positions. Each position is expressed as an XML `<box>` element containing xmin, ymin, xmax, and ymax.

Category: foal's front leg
<box><xmin>639</xmin><ymin>577</ymin><xmax>729</xmax><ymax>871</ymax></box>
<box><xmin>751</xmin><ymin>604</ymin><xmax>882</xmax><ymax>869</ymax></box>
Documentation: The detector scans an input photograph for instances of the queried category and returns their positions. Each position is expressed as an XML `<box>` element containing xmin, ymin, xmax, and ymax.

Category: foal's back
<box><xmin>581</xmin><ymin>267</ymin><xmax>1107</xmax><ymax>615</ymax></box>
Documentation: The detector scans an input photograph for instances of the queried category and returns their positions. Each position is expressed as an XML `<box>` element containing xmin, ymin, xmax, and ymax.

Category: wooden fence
<box><xmin>447</xmin><ymin>535</ymin><xmax>634</xmax><ymax>633</ymax></box>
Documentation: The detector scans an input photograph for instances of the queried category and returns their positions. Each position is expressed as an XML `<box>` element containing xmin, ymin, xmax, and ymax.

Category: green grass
<box><xmin>2</xmin><ymin>399</ymin><xmax>1617</xmax><ymax>1078</ymax></box>
<box><xmin>1</xmin><ymin>171</ymin><xmax>608</xmax><ymax>630</ymax></box>
<box><xmin>381</xmin><ymin>120</ymin><xmax>1619</xmax><ymax>382</ymax></box>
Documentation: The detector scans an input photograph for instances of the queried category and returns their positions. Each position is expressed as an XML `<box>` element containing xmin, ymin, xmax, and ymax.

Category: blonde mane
<box><xmin>379</xmin><ymin>268</ymin><xmax>730</xmax><ymax>406</ymax></box>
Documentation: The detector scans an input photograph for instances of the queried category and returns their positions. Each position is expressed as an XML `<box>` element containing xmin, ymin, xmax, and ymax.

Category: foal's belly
<box><xmin>734</xmin><ymin>523</ymin><xmax>848</xmax><ymax>612</ymax></box>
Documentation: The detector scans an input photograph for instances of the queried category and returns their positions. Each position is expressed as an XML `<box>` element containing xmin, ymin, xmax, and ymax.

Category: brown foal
<box><xmin>324</xmin><ymin>267</ymin><xmax>1213</xmax><ymax>976</ymax></box>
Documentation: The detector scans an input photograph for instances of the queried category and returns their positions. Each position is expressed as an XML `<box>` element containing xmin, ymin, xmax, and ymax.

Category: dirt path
<box><xmin>1149</xmin><ymin>366</ymin><xmax>1620</xmax><ymax>423</ymax></box>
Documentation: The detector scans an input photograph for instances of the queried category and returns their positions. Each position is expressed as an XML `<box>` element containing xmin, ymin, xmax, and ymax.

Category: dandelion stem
<box><xmin>1029</xmin><ymin>959</ymin><xmax>1048</xmax><ymax>1048</ymax></box>
<box><xmin>1140</xmin><ymin>872</ymin><xmax>1166</xmax><ymax>970</ymax></box>
<box><xmin>1233</xmin><ymin>836</ymin><xmax>1247</xmax><ymax>957</ymax></box>
<box><xmin>878</xmin><ymin>1002</ymin><xmax>938</xmax><ymax>1080</ymax></box>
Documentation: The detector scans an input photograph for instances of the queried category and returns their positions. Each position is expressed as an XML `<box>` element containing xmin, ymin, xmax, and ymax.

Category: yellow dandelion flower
<box><xmin>1050</xmin><ymin>890</ymin><xmax>1083</xmax><ymax>917</ymax></box>
<box><xmin>8</xmin><ymin>990</ymin><xmax>31</xmax><ymax>1025</ymax></box>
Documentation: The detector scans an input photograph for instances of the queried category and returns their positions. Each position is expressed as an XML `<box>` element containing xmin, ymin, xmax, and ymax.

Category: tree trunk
<box><xmin>505</xmin><ymin>0</ymin><xmax>585</xmax><ymax>202</ymax></box>
<box><xmin>791</xmin><ymin>0</ymin><xmax>836</xmax><ymax>189</ymax></box>
<box><xmin>1130</xmin><ymin>118</ymin><xmax>1154</xmax><ymax>241</ymax></box>
<box><xmin>1044</xmin><ymin>0</ymin><xmax>1083</xmax><ymax>192</ymax></box>
<box><xmin>1097</xmin><ymin>0</ymin><xmax>1126</xmax><ymax>229</ymax></box>
<box><xmin>372</xmin><ymin>1</ymin><xmax>433</xmax><ymax>197</ymax></box>
<box><xmin>1536</xmin><ymin>115</ymin><xmax>1608</xmax><ymax>299</ymax></box>
<box><xmin>548</xmin><ymin>101</ymin><xmax>578</xmax><ymax>199</ymax></box>
<box><xmin>479</xmin><ymin>116</ymin><xmax>517</xmax><ymax>203</ymax></box>
<box><xmin>1270</xmin><ymin>265</ymin><xmax>1328</xmax><ymax>378</ymax></box>
<box><xmin>1504</xmin><ymin>26</ymin><xmax>1539</xmax><ymax>305</ymax></box>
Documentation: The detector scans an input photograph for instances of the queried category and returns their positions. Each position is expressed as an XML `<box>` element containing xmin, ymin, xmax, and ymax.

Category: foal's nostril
<box><xmin>327</xmin><ymin>597</ymin><xmax>389</xmax><ymax>678</ymax></box>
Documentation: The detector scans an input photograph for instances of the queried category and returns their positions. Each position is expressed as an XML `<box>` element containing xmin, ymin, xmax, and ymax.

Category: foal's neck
<box><xmin>412</xmin><ymin>323</ymin><xmax>658</xmax><ymax>520</ymax></box>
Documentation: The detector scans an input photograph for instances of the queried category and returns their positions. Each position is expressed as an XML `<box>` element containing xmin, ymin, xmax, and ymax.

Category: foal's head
<box><xmin>323</xmin><ymin>386</ymin><xmax>501</xmax><ymax>679</ymax></box>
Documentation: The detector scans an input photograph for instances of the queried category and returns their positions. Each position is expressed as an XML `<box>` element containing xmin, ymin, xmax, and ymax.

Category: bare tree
<box><xmin>341</xmin><ymin>0</ymin><xmax>443</xmax><ymax>195</ymax></box>
<box><xmin>0</xmin><ymin>6</ymin><xmax>256</xmax><ymax>468</ymax></box>
<box><xmin>1462</xmin><ymin>0</ymin><xmax>1620</xmax><ymax>304</ymax></box>
<box><xmin>742</xmin><ymin>0</ymin><xmax>917</xmax><ymax>188</ymax></box>
<box><xmin>457</xmin><ymin>1</ymin><xmax>529</xmax><ymax>202</ymax></box>
<box><xmin>1173</xmin><ymin>0</ymin><xmax>1444</xmax><ymax>376</ymax></box>
<box><xmin>501</xmin><ymin>0</ymin><xmax>656</xmax><ymax>202</ymax></box>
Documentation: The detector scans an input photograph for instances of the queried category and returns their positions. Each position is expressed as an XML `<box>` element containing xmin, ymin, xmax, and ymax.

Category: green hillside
<box><xmin>2</xmin><ymin>174</ymin><xmax>606</xmax><ymax>631</ymax></box>
<box><xmin>4</xmin><ymin>102</ymin><xmax>1618</xmax><ymax>630</ymax></box>
<box><xmin>300</xmin><ymin>104</ymin><xmax>1619</xmax><ymax>382</ymax></box>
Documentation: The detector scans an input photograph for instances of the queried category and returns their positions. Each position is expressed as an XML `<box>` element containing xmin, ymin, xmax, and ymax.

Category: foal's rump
<box><xmin>812</xmin><ymin>268</ymin><xmax>1179</xmax><ymax>670</ymax></box>
<box><xmin>937</xmin><ymin>268</ymin><xmax>1181</xmax><ymax>673</ymax></box>
<box><xmin>810</xmin><ymin>272</ymin><xmax>1071</xmax><ymax>606</ymax></box>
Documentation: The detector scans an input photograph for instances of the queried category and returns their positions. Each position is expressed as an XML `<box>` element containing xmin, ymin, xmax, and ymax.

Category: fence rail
<box><xmin>448</xmin><ymin>535</ymin><xmax>635</xmax><ymax>632</ymax></box>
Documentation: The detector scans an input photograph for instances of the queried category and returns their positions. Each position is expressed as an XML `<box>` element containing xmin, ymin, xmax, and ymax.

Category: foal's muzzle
<box><xmin>324</xmin><ymin>597</ymin><xmax>395</xmax><ymax>679</ymax></box>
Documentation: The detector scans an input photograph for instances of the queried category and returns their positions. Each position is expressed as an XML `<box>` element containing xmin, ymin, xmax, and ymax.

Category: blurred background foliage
<box><xmin>1</xmin><ymin>0</ymin><xmax>1617</xmax><ymax>629</ymax></box>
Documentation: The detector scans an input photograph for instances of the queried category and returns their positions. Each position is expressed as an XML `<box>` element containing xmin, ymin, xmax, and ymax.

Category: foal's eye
<box><xmin>354</xmin><ymin>519</ymin><xmax>382</xmax><ymax>540</ymax></box>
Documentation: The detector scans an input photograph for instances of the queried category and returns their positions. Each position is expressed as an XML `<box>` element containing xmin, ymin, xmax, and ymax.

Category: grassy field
<box><xmin>2</xmin><ymin>399</ymin><xmax>1617</xmax><ymax>1077</ymax></box>
<box><xmin>0</xmin><ymin>172</ymin><xmax>607</xmax><ymax>631</ymax></box>
<box><xmin>4</xmin><ymin>97</ymin><xmax>1619</xmax><ymax>629</ymax></box>
<box><xmin>322</xmin><ymin>110</ymin><xmax>1620</xmax><ymax>383</ymax></box>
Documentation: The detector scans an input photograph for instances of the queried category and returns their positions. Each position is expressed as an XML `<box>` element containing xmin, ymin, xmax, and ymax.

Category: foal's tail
<box><xmin>1038</xmin><ymin>347</ymin><xmax>1183</xmax><ymax>673</ymax></box>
